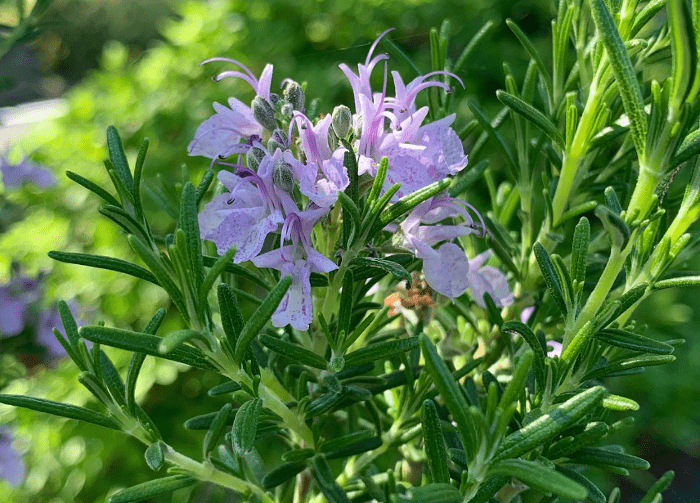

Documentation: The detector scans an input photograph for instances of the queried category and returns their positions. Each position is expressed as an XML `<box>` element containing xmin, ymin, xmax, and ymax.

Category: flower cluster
<box><xmin>191</xmin><ymin>30</ymin><xmax>512</xmax><ymax>329</ymax></box>
<box><xmin>0</xmin><ymin>155</ymin><xmax>56</xmax><ymax>190</ymax></box>
<box><xmin>0</xmin><ymin>265</ymin><xmax>84</xmax><ymax>365</ymax></box>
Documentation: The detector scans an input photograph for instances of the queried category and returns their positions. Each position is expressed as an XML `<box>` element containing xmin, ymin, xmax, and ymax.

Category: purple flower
<box><xmin>188</xmin><ymin>60</ymin><xmax>274</xmax><ymax>160</ymax></box>
<box><xmin>0</xmin><ymin>427</ymin><xmax>25</xmax><ymax>487</ymax></box>
<box><xmin>467</xmin><ymin>251</ymin><xmax>515</xmax><ymax>308</ymax></box>
<box><xmin>394</xmin><ymin>196</ymin><xmax>513</xmax><ymax>306</ymax></box>
<box><xmin>339</xmin><ymin>30</ymin><xmax>466</xmax><ymax>199</ymax></box>
<box><xmin>0</xmin><ymin>155</ymin><xmax>56</xmax><ymax>189</ymax></box>
<box><xmin>0</xmin><ymin>273</ymin><xmax>43</xmax><ymax>338</ymax></box>
<box><xmin>292</xmin><ymin>113</ymin><xmax>349</xmax><ymax>207</ymax></box>
<box><xmin>252</xmin><ymin>208</ymin><xmax>337</xmax><ymax>330</ymax></box>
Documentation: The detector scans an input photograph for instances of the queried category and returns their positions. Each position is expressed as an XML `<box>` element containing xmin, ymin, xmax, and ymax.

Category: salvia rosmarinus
<box><xmin>6</xmin><ymin>0</ymin><xmax>700</xmax><ymax>501</ymax></box>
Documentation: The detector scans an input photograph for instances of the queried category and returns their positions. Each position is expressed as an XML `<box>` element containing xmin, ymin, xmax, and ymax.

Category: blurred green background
<box><xmin>0</xmin><ymin>0</ymin><xmax>698</xmax><ymax>502</ymax></box>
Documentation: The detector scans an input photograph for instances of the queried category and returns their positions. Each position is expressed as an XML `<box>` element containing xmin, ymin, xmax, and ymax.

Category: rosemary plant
<box><xmin>2</xmin><ymin>1</ymin><xmax>699</xmax><ymax>501</ymax></box>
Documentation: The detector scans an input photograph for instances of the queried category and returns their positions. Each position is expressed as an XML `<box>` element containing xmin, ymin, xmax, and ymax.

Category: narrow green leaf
<box><xmin>79</xmin><ymin>326</ymin><xmax>217</xmax><ymax>371</ymax></box>
<box><xmin>602</xmin><ymin>394</ymin><xmax>640</xmax><ymax>411</ymax></box>
<box><xmin>653</xmin><ymin>275</ymin><xmax>700</xmax><ymax>290</ymax></box>
<box><xmin>467</xmin><ymin>476</ymin><xmax>510</xmax><ymax>503</ymax></box>
<box><xmin>378</xmin><ymin>178</ymin><xmax>452</xmax><ymax>228</ymax></box>
<box><xmin>126</xmin><ymin>309</ymin><xmax>166</xmax><ymax>411</ymax></box>
<box><xmin>365</xmin><ymin>156</ymin><xmax>389</xmax><ymax>211</ymax></box>
<box><xmin>232</xmin><ymin>398</ymin><xmax>262</xmax><ymax>455</ymax></box>
<box><xmin>421</xmin><ymin>399</ymin><xmax>450</xmax><ymax>483</ymax></box>
<box><xmin>668</xmin><ymin>0</ymin><xmax>697</xmax><ymax>107</ymax></box>
<box><xmin>420</xmin><ymin>334</ymin><xmax>476</xmax><ymax>457</ymax></box>
<box><xmin>57</xmin><ymin>299</ymin><xmax>81</xmax><ymax>348</ymax></box>
<box><xmin>344</xmin><ymin>337</ymin><xmax>419</xmax><ymax>367</ymax></box>
<box><xmin>534</xmin><ymin>242</ymin><xmax>568</xmax><ymax>316</ymax></box>
<box><xmin>320</xmin><ymin>430</ymin><xmax>374</xmax><ymax>453</ymax></box>
<box><xmin>489</xmin><ymin>459</ymin><xmax>587</xmax><ymax>499</ymax></box>
<box><xmin>107</xmin><ymin>475</ymin><xmax>197</xmax><ymax>503</ymax></box>
<box><xmin>66</xmin><ymin>171</ymin><xmax>121</xmax><ymax>207</ymax></box>
<box><xmin>282</xmin><ymin>448</ymin><xmax>315</xmax><ymax>462</ymax></box>
<box><xmin>582</xmin><ymin>354</ymin><xmax>675</xmax><ymax>380</ymax></box>
<box><xmin>258</xmin><ymin>334</ymin><xmax>327</xmax><ymax>369</ymax></box>
<box><xmin>571</xmin><ymin>217</ymin><xmax>590</xmax><ymax>287</ymax></box>
<box><xmin>218</xmin><ymin>283</ymin><xmax>244</xmax><ymax>350</ymax></box>
<box><xmin>452</xmin><ymin>20</ymin><xmax>495</xmax><ymax>76</ymax></box>
<box><xmin>312</xmin><ymin>456</ymin><xmax>351</xmax><ymax>503</ymax></box>
<box><xmin>448</xmin><ymin>160</ymin><xmax>489</xmax><ymax>197</ymax></box>
<box><xmin>569</xmin><ymin>446</ymin><xmax>650</xmax><ymax>470</ymax></box>
<box><xmin>132</xmin><ymin>137</ymin><xmax>149</xmax><ymax>222</ymax></box>
<box><xmin>497</xmin><ymin>90</ymin><xmax>564</xmax><ymax>148</ymax></box>
<box><xmin>336</xmin><ymin>269</ymin><xmax>354</xmax><ymax>343</ymax></box>
<box><xmin>127</xmin><ymin>235</ymin><xmax>188</xmax><ymax>318</ymax></box>
<box><xmin>195</xmin><ymin>169</ymin><xmax>215</xmax><ymax>206</ymax></box>
<box><xmin>106</xmin><ymin>126</ymin><xmax>134</xmax><ymax>193</ymax></box>
<box><xmin>323</xmin><ymin>436</ymin><xmax>382</xmax><ymax>460</ymax></box>
<box><xmin>588</xmin><ymin>0</ymin><xmax>647</xmax><ymax>158</ymax></box>
<box><xmin>671</xmin><ymin>128</ymin><xmax>700</xmax><ymax>167</ymax></box>
<box><xmin>639</xmin><ymin>470</ymin><xmax>675</xmax><ymax>503</ymax></box>
<box><xmin>468</xmin><ymin>102</ymin><xmax>517</xmax><ymax>173</ymax></box>
<box><xmin>492</xmin><ymin>386</ymin><xmax>605</xmax><ymax>462</ymax></box>
<box><xmin>555</xmin><ymin>467</ymin><xmax>606</xmax><ymax>503</ymax></box>
<box><xmin>501</xmin><ymin>321</ymin><xmax>546</xmax><ymax>391</ymax></box>
<box><xmin>338</xmin><ymin>191</ymin><xmax>360</xmax><ymax>247</ymax></box>
<box><xmin>505</xmin><ymin>19</ymin><xmax>553</xmax><ymax>101</ymax></box>
<box><xmin>630</xmin><ymin>0</ymin><xmax>666</xmax><ymax>36</ymax></box>
<box><xmin>207</xmin><ymin>381</ymin><xmax>241</xmax><ymax>397</ymax></box>
<box><xmin>379</xmin><ymin>36</ymin><xmax>422</xmax><ymax>78</ymax></box>
<box><xmin>144</xmin><ymin>441</ymin><xmax>165</xmax><ymax>471</ymax></box>
<box><xmin>197</xmin><ymin>246</ymin><xmax>237</xmax><ymax>316</ymax></box>
<box><xmin>0</xmin><ymin>394</ymin><xmax>121</xmax><ymax>430</ymax></box>
<box><xmin>262</xmin><ymin>461</ymin><xmax>307</xmax><ymax>489</ymax></box>
<box><xmin>180</xmin><ymin>182</ymin><xmax>205</xmax><ymax>296</ymax></box>
<box><xmin>350</xmin><ymin>257</ymin><xmax>411</xmax><ymax>284</ymax></box>
<box><xmin>99</xmin><ymin>350</ymin><xmax>127</xmax><ymax>407</ymax></box>
<box><xmin>547</xmin><ymin>421</ymin><xmax>610</xmax><ymax>459</ymax></box>
<box><xmin>203</xmin><ymin>403</ymin><xmax>233</xmax><ymax>458</ymax></box>
<box><xmin>234</xmin><ymin>275</ymin><xmax>292</xmax><ymax>362</ymax></box>
<box><xmin>499</xmin><ymin>350</ymin><xmax>533</xmax><ymax>412</ymax></box>
<box><xmin>158</xmin><ymin>329</ymin><xmax>206</xmax><ymax>354</ymax></box>
<box><xmin>48</xmin><ymin>251</ymin><xmax>160</xmax><ymax>286</ymax></box>
<box><xmin>397</xmin><ymin>484</ymin><xmax>462</xmax><ymax>503</ymax></box>
<box><xmin>595</xmin><ymin>328</ymin><xmax>674</xmax><ymax>354</ymax></box>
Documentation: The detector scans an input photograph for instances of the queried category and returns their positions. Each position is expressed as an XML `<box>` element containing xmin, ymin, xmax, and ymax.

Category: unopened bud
<box><xmin>327</xmin><ymin>127</ymin><xmax>340</xmax><ymax>152</ymax></box>
<box><xmin>273</xmin><ymin>160</ymin><xmax>295</xmax><ymax>193</ymax></box>
<box><xmin>251</xmin><ymin>95</ymin><xmax>277</xmax><ymax>131</ymax></box>
<box><xmin>331</xmin><ymin>105</ymin><xmax>352</xmax><ymax>139</ymax></box>
<box><xmin>269</xmin><ymin>92</ymin><xmax>280</xmax><ymax>105</ymax></box>
<box><xmin>283</xmin><ymin>81</ymin><xmax>305</xmax><ymax>111</ymax></box>
<box><xmin>246</xmin><ymin>147</ymin><xmax>266</xmax><ymax>171</ymax></box>
<box><xmin>353</xmin><ymin>114</ymin><xmax>363</xmax><ymax>139</ymax></box>
<box><xmin>280</xmin><ymin>102</ymin><xmax>294</xmax><ymax>119</ymax></box>
<box><xmin>267</xmin><ymin>129</ymin><xmax>288</xmax><ymax>152</ymax></box>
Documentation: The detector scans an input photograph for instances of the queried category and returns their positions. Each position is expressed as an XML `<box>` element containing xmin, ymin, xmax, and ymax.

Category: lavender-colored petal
<box><xmin>0</xmin><ymin>293</ymin><xmax>28</xmax><ymax>337</ymax></box>
<box><xmin>188</xmin><ymin>100</ymin><xmax>262</xmax><ymax>159</ymax></box>
<box><xmin>469</xmin><ymin>264</ymin><xmax>514</xmax><ymax>308</ymax></box>
<box><xmin>520</xmin><ymin>306</ymin><xmax>535</xmax><ymax>324</ymax></box>
<box><xmin>422</xmin><ymin>242</ymin><xmax>470</xmax><ymax>299</ymax></box>
<box><xmin>270</xmin><ymin>260</ymin><xmax>313</xmax><ymax>331</ymax></box>
<box><xmin>0</xmin><ymin>428</ymin><xmax>25</xmax><ymax>487</ymax></box>
<box><xmin>1</xmin><ymin>156</ymin><xmax>56</xmax><ymax>189</ymax></box>
<box><xmin>547</xmin><ymin>340</ymin><xmax>563</xmax><ymax>358</ymax></box>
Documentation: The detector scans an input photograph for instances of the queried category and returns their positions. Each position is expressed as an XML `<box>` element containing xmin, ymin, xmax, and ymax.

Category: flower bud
<box><xmin>246</xmin><ymin>147</ymin><xmax>266</xmax><ymax>171</ymax></box>
<box><xmin>251</xmin><ymin>95</ymin><xmax>277</xmax><ymax>131</ymax></box>
<box><xmin>353</xmin><ymin>114</ymin><xmax>363</xmax><ymax>139</ymax></box>
<box><xmin>273</xmin><ymin>160</ymin><xmax>295</xmax><ymax>193</ymax></box>
<box><xmin>283</xmin><ymin>81</ymin><xmax>305</xmax><ymax>111</ymax></box>
<box><xmin>280</xmin><ymin>102</ymin><xmax>294</xmax><ymax>119</ymax></box>
<box><xmin>331</xmin><ymin>105</ymin><xmax>352</xmax><ymax>139</ymax></box>
<box><xmin>327</xmin><ymin>126</ymin><xmax>340</xmax><ymax>152</ymax></box>
<box><xmin>269</xmin><ymin>92</ymin><xmax>280</xmax><ymax>105</ymax></box>
<box><xmin>267</xmin><ymin>129</ymin><xmax>288</xmax><ymax>152</ymax></box>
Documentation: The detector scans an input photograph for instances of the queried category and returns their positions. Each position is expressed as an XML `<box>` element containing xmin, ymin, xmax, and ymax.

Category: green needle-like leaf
<box><xmin>421</xmin><ymin>399</ymin><xmax>450</xmax><ymax>483</ymax></box>
<box><xmin>488</xmin><ymin>459</ymin><xmax>587</xmax><ymax>500</ymax></box>
<box><xmin>106</xmin><ymin>126</ymin><xmax>134</xmax><ymax>193</ymax></box>
<box><xmin>588</xmin><ymin>0</ymin><xmax>647</xmax><ymax>158</ymax></box>
<box><xmin>107</xmin><ymin>475</ymin><xmax>197</xmax><ymax>503</ymax></box>
<box><xmin>233</xmin><ymin>275</ymin><xmax>292</xmax><ymax>363</ymax></box>
<box><xmin>259</xmin><ymin>334</ymin><xmax>327</xmax><ymax>369</ymax></box>
<box><xmin>0</xmin><ymin>394</ymin><xmax>121</xmax><ymax>430</ymax></box>
<box><xmin>501</xmin><ymin>321</ymin><xmax>546</xmax><ymax>391</ymax></box>
<box><xmin>496</xmin><ymin>90</ymin><xmax>564</xmax><ymax>148</ymax></box>
<box><xmin>232</xmin><ymin>398</ymin><xmax>262</xmax><ymax>455</ymax></box>
<box><xmin>48</xmin><ymin>251</ymin><xmax>160</xmax><ymax>286</ymax></box>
